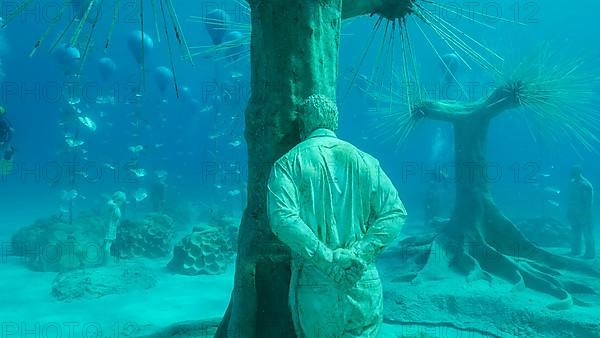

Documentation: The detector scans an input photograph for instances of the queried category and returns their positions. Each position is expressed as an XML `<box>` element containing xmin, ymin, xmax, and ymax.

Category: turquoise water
<box><xmin>1</xmin><ymin>1</ymin><xmax>599</xmax><ymax>337</ymax></box>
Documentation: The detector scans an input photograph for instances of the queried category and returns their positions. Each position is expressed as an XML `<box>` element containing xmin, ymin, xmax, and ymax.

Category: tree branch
<box><xmin>415</xmin><ymin>82</ymin><xmax>522</xmax><ymax>122</ymax></box>
<box><xmin>342</xmin><ymin>0</ymin><xmax>383</xmax><ymax>19</ymax></box>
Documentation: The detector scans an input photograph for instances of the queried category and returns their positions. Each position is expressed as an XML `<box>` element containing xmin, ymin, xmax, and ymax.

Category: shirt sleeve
<box><xmin>353</xmin><ymin>164</ymin><xmax>407</xmax><ymax>264</ymax></box>
<box><xmin>267</xmin><ymin>160</ymin><xmax>333</xmax><ymax>265</ymax></box>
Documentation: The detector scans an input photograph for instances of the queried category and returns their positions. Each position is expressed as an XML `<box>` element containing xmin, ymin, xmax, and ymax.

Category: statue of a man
<box><xmin>105</xmin><ymin>191</ymin><xmax>127</xmax><ymax>264</ymax></box>
<box><xmin>567</xmin><ymin>165</ymin><xmax>595</xmax><ymax>259</ymax></box>
<box><xmin>267</xmin><ymin>94</ymin><xmax>407</xmax><ymax>337</ymax></box>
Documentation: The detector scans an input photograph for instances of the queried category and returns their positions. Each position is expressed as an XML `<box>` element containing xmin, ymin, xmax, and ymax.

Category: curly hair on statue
<box><xmin>299</xmin><ymin>94</ymin><xmax>339</xmax><ymax>138</ymax></box>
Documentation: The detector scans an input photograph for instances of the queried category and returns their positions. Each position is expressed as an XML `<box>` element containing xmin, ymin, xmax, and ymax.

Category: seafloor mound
<box><xmin>10</xmin><ymin>214</ymin><xmax>106</xmax><ymax>272</ymax></box>
<box><xmin>167</xmin><ymin>226</ymin><xmax>235</xmax><ymax>275</ymax></box>
<box><xmin>167</xmin><ymin>209</ymin><xmax>238</xmax><ymax>275</ymax></box>
<box><xmin>51</xmin><ymin>262</ymin><xmax>156</xmax><ymax>301</ymax></box>
<box><xmin>115</xmin><ymin>213</ymin><xmax>175</xmax><ymax>258</ymax></box>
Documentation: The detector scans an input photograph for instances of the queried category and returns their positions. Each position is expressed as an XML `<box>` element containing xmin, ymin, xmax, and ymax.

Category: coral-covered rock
<box><xmin>517</xmin><ymin>217</ymin><xmax>571</xmax><ymax>248</ymax></box>
<box><xmin>51</xmin><ymin>262</ymin><xmax>156</xmax><ymax>301</ymax></box>
<box><xmin>211</xmin><ymin>217</ymin><xmax>238</xmax><ymax>254</ymax></box>
<box><xmin>10</xmin><ymin>214</ymin><xmax>107</xmax><ymax>272</ymax></box>
<box><xmin>115</xmin><ymin>213</ymin><xmax>175</xmax><ymax>258</ymax></box>
<box><xmin>167</xmin><ymin>227</ymin><xmax>233</xmax><ymax>275</ymax></box>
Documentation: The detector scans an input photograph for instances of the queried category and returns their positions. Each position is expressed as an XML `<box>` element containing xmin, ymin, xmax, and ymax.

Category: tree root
<box><xmin>398</xmin><ymin>218</ymin><xmax>598</xmax><ymax>310</ymax></box>
<box><xmin>382</xmin><ymin>317</ymin><xmax>503</xmax><ymax>338</ymax></box>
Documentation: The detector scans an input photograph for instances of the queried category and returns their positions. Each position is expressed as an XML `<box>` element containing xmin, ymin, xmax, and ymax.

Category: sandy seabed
<box><xmin>1</xmin><ymin>231</ymin><xmax>599</xmax><ymax>338</ymax></box>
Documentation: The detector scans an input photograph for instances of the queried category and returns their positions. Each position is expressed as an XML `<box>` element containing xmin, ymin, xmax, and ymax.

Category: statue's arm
<box><xmin>351</xmin><ymin>164</ymin><xmax>407</xmax><ymax>264</ymax></box>
<box><xmin>267</xmin><ymin>162</ymin><xmax>333</xmax><ymax>266</ymax></box>
<box><xmin>584</xmin><ymin>181</ymin><xmax>594</xmax><ymax>208</ymax></box>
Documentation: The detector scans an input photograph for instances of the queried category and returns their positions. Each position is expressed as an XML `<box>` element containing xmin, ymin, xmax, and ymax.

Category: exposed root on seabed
<box><xmin>398</xmin><ymin>217</ymin><xmax>600</xmax><ymax>310</ymax></box>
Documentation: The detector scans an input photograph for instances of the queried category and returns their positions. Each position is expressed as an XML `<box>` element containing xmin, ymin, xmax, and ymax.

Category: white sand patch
<box><xmin>0</xmin><ymin>255</ymin><xmax>234</xmax><ymax>336</ymax></box>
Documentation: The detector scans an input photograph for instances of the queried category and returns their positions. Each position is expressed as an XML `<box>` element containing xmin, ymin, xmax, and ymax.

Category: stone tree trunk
<box><xmin>222</xmin><ymin>1</ymin><xmax>342</xmax><ymax>335</ymax></box>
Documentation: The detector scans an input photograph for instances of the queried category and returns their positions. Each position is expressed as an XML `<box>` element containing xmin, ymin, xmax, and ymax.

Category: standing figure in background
<box><xmin>424</xmin><ymin>171</ymin><xmax>450</xmax><ymax>227</ymax></box>
<box><xmin>0</xmin><ymin>105</ymin><xmax>15</xmax><ymax>177</ymax></box>
<box><xmin>150</xmin><ymin>179</ymin><xmax>166</xmax><ymax>212</ymax></box>
<box><xmin>567</xmin><ymin>165</ymin><xmax>595</xmax><ymax>259</ymax></box>
<box><xmin>425</xmin><ymin>180</ymin><xmax>444</xmax><ymax>226</ymax></box>
<box><xmin>105</xmin><ymin>191</ymin><xmax>127</xmax><ymax>264</ymax></box>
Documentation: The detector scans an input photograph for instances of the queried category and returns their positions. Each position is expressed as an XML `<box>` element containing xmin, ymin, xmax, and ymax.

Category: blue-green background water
<box><xmin>1</xmin><ymin>0</ymin><xmax>598</xmax><ymax>237</ymax></box>
<box><xmin>0</xmin><ymin>1</ymin><xmax>599</xmax><ymax>337</ymax></box>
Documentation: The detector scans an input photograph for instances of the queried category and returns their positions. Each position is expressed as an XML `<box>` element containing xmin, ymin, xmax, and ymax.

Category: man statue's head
<box><xmin>571</xmin><ymin>165</ymin><xmax>583</xmax><ymax>179</ymax></box>
<box><xmin>298</xmin><ymin>94</ymin><xmax>339</xmax><ymax>140</ymax></box>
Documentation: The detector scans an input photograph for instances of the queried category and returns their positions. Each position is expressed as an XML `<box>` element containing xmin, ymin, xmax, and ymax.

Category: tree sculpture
<box><xmin>385</xmin><ymin>54</ymin><xmax>600</xmax><ymax>310</ymax></box>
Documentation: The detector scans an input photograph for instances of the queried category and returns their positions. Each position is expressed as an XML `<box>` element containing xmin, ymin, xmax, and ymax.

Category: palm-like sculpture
<box><xmin>370</xmin><ymin>52</ymin><xmax>600</xmax><ymax>310</ymax></box>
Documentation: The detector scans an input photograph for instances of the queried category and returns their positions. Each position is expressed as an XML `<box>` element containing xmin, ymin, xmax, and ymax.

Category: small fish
<box><xmin>134</xmin><ymin>188</ymin><xmax>148</xmax><ymax>202</ymax></box>
<box><xmin>228</xmin><ymin>189</ymin><xmax>241</xmax><ymax>196</ymax></box>
<box><xmin>104</xmin><ymin>163</ymin><xmax>115</xmax><ymax>170</ymax></box>
<box><xmin>215</xmin><ymin>184</ymin><xmax>222</xmax><ymax>189</ymax></box>
<box><xmin>200</xmin><ymin>105</ymin><xmax>214</xmax><ymax>114</ymax></box>
<box><xmin>75</xmin><ymin>170</ymin><xmax>88</xmax><ymax>178</ymax></box>
<box><xmin>61</xmin><ymin>189</ymin><xmax>78</xmax><ymax>200</ymax></box>
<box><xmin>129</xmin><ymin>145</ymin><xmax>144</xmax><ymax>153</ymax></box>
<box><xmin>130</xmin><ymin>168</ymin><xmax>147</xmax><ymax>178</ymax></box>
<box><xmin>68</xmin><ymin>97</ymin><xmax>81</xmax><ymax>105</ymax></box>
<box><xmin>544</xmin><ymin>187</ymin><xmax>561</xmax><ymax>195</ymax></box>
<box><xmin>62</xmin><ymin>190</ymin><xmax>77</xmax><ymax>200</ymax></box>
<box><xmin>155</xmin><ymin>170</ymin><xmax>168</xmax><ymax>179</ymax></box>
<box><xmin>230</xmin><ymin>71</ymin><xmax>243</xmax><ymax>79</ymax></box>
<box><xmin>547</xmin><ymin>200</ymin><xmax>560</xmax><ymax>208</ymax></box>
<box><xmin>65</xmin><ymin>138</ymin><xmax>85</xmax><ymax>148</ymax></box>
<box><xmin>208</xmin><ymin>133</ymin><xmax>221</xmax><ymax>140</ymax></box>
<box><xmin>78</xmin><ymin>116</ymin><xmax>97</xmax><ymax>131</ymax></box>
<box><xmin>229</xmin><ymin>140</ymin><xmax>241</xmax><ymax>147</ymax></box>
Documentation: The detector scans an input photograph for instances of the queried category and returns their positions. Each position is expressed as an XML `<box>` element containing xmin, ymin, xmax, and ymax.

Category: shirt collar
<box><xmin>306</xmin><ymin>128</ymin><xmax>337</xmax><ymax>139</ymax></box>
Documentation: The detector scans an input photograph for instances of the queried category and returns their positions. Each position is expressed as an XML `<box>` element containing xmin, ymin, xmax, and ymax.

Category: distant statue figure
<box><xmin>439</xmin><ymin>53</ymin><xmax>461</xmax><ymax>87</ymax></box>
<box><xmin>105</xmin><ymin>191</ymin><xmax>127</xmax><ymax>264</ymax></box>
<box><xmin>150</xmin><ymin>180</ymin><xmax>166</xmax><ymax>212</ymax></box>
<box><xmin>425</xmin><ymin>175</ymin><xmax>449</xmax><ymax>227</ymax></box>
<box><xmin>267</xmin><ymin>94</ymin><xmax>407</xmax><ymax>338</ymax></box>
<box><xmin>566</xmin><ymin>165</ymin><xmax>595</xmax><ymax>259</ymax></box>
<box><xmin>0</xmin><ymin>105</ymin><xmax>15</xmax><ymax>177</ymax></box>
